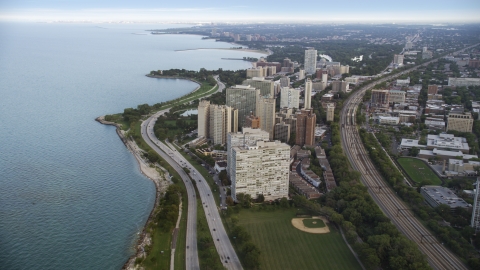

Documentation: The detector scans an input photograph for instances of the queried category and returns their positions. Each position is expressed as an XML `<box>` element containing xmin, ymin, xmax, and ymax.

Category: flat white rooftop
<box><xmin>400</xmin><ymin>139</ymin><xmax>427</xmax><ymax>148</ymax></box>
<box><xmin>427</xmin><ymin>134</ymin><xmax>469</xmax><ymax>152</ymax></box>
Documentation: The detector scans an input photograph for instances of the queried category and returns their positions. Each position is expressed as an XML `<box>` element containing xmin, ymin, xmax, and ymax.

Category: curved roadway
<box><xmin>339</xmin><ymin>44</ymin><xmax>480</xmax><ymax>270</ymax></box>
<box><xmin>140</xmin><ymin>76</ymin><xmax>242</xmax><ymax>270</ymax></box>
<box><xmin>141</xmin><ymin>111</ymin><xmax>199</xmax><ymax>270</ymax></box>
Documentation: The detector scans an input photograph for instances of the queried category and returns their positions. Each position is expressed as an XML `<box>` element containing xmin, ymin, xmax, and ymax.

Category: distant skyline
<box><xmin>1</xmin><ymin>0</ymin><xmax>480</xmax><ymax>23</ymax></box>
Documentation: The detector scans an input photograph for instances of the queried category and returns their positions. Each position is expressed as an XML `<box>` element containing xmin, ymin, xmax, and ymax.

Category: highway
<box><xmin>339</xmin><ymin>44</ymin><xmax>479</xmax><ymax>270</ymax></box>
<box><xmin>140</xmin><ymin>76</ymin><xmax>242</xmax><ymax>269</ymax></box>
<box><xmin>141</xmin><ymin>110</ymin><xmax>199</xmax><ymax>270</ymax></box>
<box><xmin>163</xmin><ymin>140</ymin><xmax>242</xmax><ymax>269</ymax></box>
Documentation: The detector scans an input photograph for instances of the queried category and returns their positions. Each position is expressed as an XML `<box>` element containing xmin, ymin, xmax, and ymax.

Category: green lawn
<box><xmin>302</xmin><ymin>218</ymin><xmax>325</xmax><ymax>228</ymax></box>
<box><xmin>141</xmin><ymin>222</ymin><xmax>172</xmax><ymax>269</ymax></box>
<box><xmin>236</xmin><ymin>208</ymin><xmax>362</xmax><ymax>270</ymax></box>
<box><xmin>397</xmin><ymin>157</ymin><xmax>442</xmax><ymax>185</ymax></box>
<box><xmin>174</xmin><ymin>195</ymin><xmax>187</xmax><ymax>270</ymax></box>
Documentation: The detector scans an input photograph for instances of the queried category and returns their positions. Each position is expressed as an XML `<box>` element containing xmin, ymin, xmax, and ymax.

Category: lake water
<box><xmin>0</xmin><ymin>22</ymin><xmax>265</xmax><ymax>270</ymax></box>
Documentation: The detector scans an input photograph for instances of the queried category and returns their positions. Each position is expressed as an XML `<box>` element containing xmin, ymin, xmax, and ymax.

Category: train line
<box><xmin>338</xmin><ymin>44</ymin><xmax>480</xmax><ymax>270</ymax></box>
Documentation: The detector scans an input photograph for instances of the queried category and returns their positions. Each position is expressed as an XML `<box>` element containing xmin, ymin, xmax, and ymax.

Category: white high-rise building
<box><xmin>304</xmin><ymin>48</ymin><xmax>317</xmax><ymax>74</ymax></box>
<box><xmin>197</xmin><ymin>100</ymin><xmax>210</xmax><ymax>138</ymax></box>
<box><xmin>321</xmin><ymin>70</ymin><xmax>328</xmax><ymax>90</ymax></box>
<box><xmin>209</xmin><ymin>105</ymin><xmax>238</xmax><ymax>145</ymax></box>
<box><xmin>394</xmin><ymin>54</ymin><xmax>404</xmax><ymax>65</ymax></box>
<box><xmin>304</xmin><ymin>79</ymin><xmax>312</xmax><ymax>109</ymax></box>
<box><xmin>471</xmin><ymin>180</ymin><xmax>480</xmax><ymax>232</ymax></box>
<box><xmin>280</xmin><ymin>87</ymin><xmax>300</xmax><ymax>109</ymax></box>
<box><xmin>231</xmin><ymin>140</ymin><xmax>290</xmax><ymax>201</ymax></box>
<box><xmin>326</xmin><ymin>103</ymin><xmax>335</xmax><ymax>122</ymax></box>
<box><xmin>227</xmin><ymin>128</ymin><xmax>270</xmax><ymax>177</ymax></box>
<box><xmin>298</xmin><ymin>69</ymin><xmax>305</xmax><ymax>80</ymax></box>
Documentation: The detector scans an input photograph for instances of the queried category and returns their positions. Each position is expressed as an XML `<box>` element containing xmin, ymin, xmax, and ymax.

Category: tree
<box><xmin>147</xmin><ymin>150</ymin><xmax>159</xmax><ymax>163</ymax></box>
<box><xmin>279</xmin><ymin>197</ymin><xmax>289</xmax><ymax>208</ymax></box>
<box><xmin>224</xmin><ymin>197</ymin><xmax>233</xmax><ymax>207</ymax></box>
<box><xmin>242</xmin><ymin>242</ymin><xmax>261</xmax><ymax>269</ymax></box>
<box><xmin>257</xmin><ymin>194</ymin><xmax>265</xmax><ymax>203</ymax></box>
<box><xmin>409</xmin><ymin>147</ymin><xmax>419</xmax><ymax>157</ymax></box>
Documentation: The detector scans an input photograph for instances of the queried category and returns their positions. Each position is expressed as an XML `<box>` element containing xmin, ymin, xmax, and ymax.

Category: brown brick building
<box><xmin>295</xmin><ymin>109</ymin><xmax>316</xmax><ymax>146</ymax></box>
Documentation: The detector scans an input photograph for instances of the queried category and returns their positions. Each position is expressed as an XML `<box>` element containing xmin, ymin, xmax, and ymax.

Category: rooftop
<box><xmin>400</xmin><ymin>139</ymin><xmax>427</xmax><ymax>148</ymax></box>
<box><xmin>421</xmin><ymin>186</ymin><xmax>470</xmax><ymax>208</ymax></box>
<box><xmin>427</xmin><ymin>134</ymin><xmax>469</xmax><ymax>152</ymax></box>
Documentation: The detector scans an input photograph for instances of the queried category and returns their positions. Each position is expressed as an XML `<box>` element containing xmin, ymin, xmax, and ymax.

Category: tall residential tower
<box><xmin>304</xmin><ymin>48</ymin><xmax>317</xmax><ymax>75</ymax></box>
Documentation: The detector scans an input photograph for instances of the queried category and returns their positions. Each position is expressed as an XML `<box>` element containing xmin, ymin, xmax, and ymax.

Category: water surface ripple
<box><xmin>0</xmin><ymin>22</ymin><xmax>264</xmax><ymax>270</ymax></box>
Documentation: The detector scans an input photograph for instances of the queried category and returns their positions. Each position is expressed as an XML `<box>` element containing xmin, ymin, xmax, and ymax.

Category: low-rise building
<box><xmin>378</xmin><ymin>116</ymin><xmax>399</xmax><ymax>125</ymax></box>
<box><xmin>289</xmin><ymin>172</ymin><xmax>321</xmax><ymax>199</ymax></box>
<box><xmin>448</xmin><ymin>159</ymin><xmax>480</xmax><ymax>175</ymax></box>
<box><xmin>321</xmin><ymin>93</ymin><xmax>334</xmax><ymax>101</ymax></box>
<box><xmin>426</xmin><ymin>134</ymin><xmax>470</xmax><ymax>154</ymax></box>
<box><xmin>448</xmin><ymin>77</ymin><xmax>480</xmax><ymax>87</ymax></box>
<box><xmin>389</xmin><ymin>90</ymin><xmax>406</xmax><ymax>103</ymax></box>
<box><xmin>418</xmin><ymin>148</ymin><xmax>478</xmax><ymax>162</ymax></box>
<box><xmin>420</xmin><ymin>186</ymin><xmax>470</xmax><ymax>209</ymax></box>
<box><xmin>214</xmin><ymin>161</ymin><xmax>227</xmax><ymax>173</ymax></box>
<box><xmin>425</xmin><ymin>119</ymin><xmax>446</xmax><ymax>131</ymax></box>
<box><xmin>400</xmin><ymin>139</ymin><xmax>427</xmax><ymax>150</ymax></box>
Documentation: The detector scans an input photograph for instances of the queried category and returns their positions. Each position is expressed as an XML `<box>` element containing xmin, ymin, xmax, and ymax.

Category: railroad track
<box><xmin>338</xmin><ymin>44</ymin><xmax>480</xmax><ymax>269</ymax></box>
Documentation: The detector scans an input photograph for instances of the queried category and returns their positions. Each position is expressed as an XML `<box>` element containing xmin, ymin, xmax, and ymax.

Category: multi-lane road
<box><xmin>139</xmin><ymin>76</ymin><xmax>242</xmax><ymax>269</ymax></box>
<box><xmin>141</xmin><ymin>110</ymin><xmax>200</xmax><ymax>269</ymax></box>
<box><xmin>339</xmin><ymin>45</ymin><xmax>480</xmax><ymax>270</ymax></box>
<box><xmin>163</xmin><ymin>140</ymin><xmax>242</xmax><ymax>269</ymax></box>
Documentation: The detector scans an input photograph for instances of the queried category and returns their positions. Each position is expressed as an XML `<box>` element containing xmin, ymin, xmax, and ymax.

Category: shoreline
<box><xmin>174</xmin><ymin>47</ymin><xmax>270</xmax><ymax>55</ymax></box>
<box><xmin>95</xmin><ymin>116</ymin><xmax>169</xmax><ymax>270</ymax></box>
<box><xmin>96</xmin><ymin>75</ymin><xmax>203</xmax><ymax>269</ymax></box>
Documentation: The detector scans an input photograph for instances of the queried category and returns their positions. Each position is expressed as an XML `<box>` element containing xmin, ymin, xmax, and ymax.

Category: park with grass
<box><xmin>231</xmin><ymin>208</ymin><xmax>362</xmax><ymax>270</ymax></box>
<box><xmin>397</xmin><ymin>157</ymin><xmax>442</xmax><ymax>185</ymax></box>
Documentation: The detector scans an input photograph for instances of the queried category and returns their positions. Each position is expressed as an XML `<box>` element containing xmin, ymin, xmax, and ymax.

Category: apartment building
<box><xmin>231</xmin><ymin>140</ymin><xmax>290</xmax><ymax>201</ymax></box>
<box><xmin>226</xmin><ymin>85</ymin><xmax>260</xmax><ymax>130</ymax></box>
<box><xmin>447</xmin><ymin>112</ymin><xmax>473</xmax><ymax>133</ymax></box>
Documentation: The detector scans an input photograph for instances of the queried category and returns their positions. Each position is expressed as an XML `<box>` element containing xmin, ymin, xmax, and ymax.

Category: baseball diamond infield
<box><xmin>291</xmin><ymin>216</ymin><xmax>331</xmax><ymax>234</ymax></box>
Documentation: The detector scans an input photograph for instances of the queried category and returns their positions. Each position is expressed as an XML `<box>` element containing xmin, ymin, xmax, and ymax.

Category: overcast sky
<box><xmin>1</xmin><ymin>0</ymin><xmax>479</xmax><ymax>23</ymax></box>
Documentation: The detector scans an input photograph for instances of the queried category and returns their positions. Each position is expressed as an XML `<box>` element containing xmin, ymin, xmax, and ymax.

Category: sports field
<box><xmin>303</xmin><ymin>218</ymin><xmax>326</xmax><ymax>228</ymax></box>
<box><xmin>236</xmin><ymin>209</ymin><xmax>362</xmax><ymax>270</ymax></box>
<box><xmin>397</xmin><ymin>157</ymin><xmax>442</xmax><ymax>185</ymax></box>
